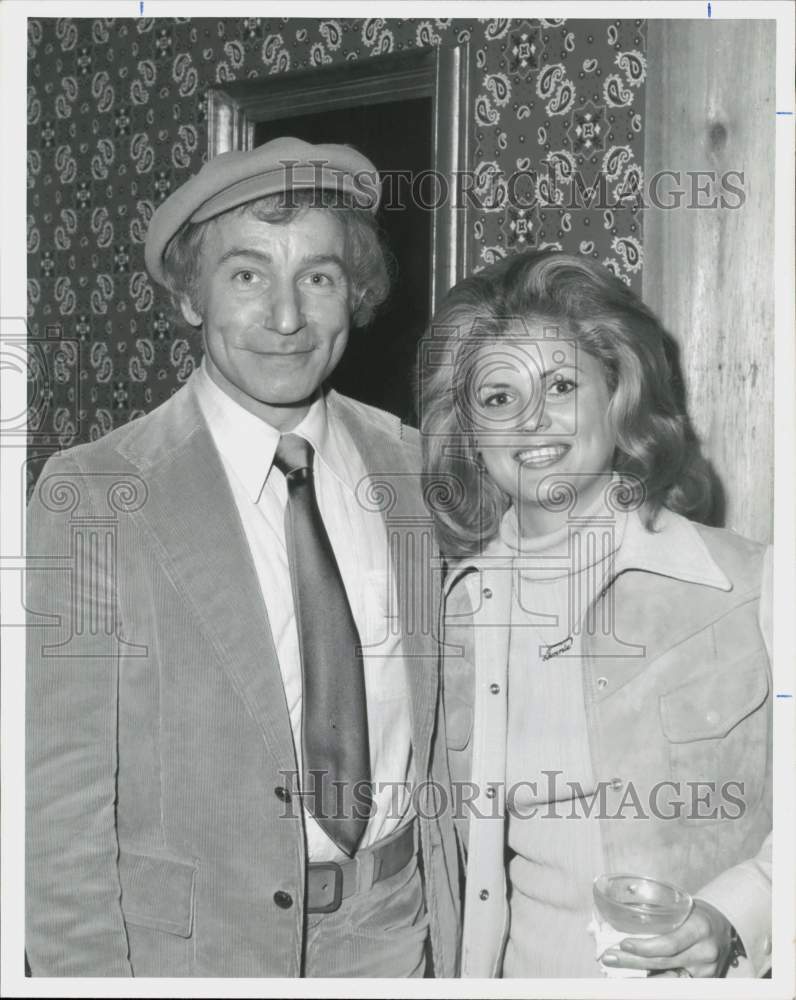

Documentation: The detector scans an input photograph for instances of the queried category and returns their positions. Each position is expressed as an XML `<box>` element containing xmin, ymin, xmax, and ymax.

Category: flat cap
<box><xmin>144</xmin><ymin>136</ymin><xmax>381</xmax><ymax>288</ymax></box>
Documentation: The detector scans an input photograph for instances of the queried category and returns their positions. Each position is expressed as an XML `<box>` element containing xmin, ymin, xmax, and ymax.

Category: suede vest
<box><xmin>442</xmin><ymin>512</ymin><xmax>771</xmax><ymax>977</ymax></box>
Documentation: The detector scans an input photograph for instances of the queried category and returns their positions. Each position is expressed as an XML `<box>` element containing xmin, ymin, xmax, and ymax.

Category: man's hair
<box><xmin>418</xmin><ymin>249</ymin><xmax>713</xmax><ymax>557</ymax></box>
<box><xmin>161</xmin><ymin>189</ymin><xmax>393</xmax><ymax>328</ymax></box>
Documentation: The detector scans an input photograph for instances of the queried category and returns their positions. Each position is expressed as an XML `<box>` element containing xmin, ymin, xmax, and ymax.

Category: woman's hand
<box><xmin>601</xmin><ymin>900</ymin><xmax>734</xmax><ymax>977</ymax></box>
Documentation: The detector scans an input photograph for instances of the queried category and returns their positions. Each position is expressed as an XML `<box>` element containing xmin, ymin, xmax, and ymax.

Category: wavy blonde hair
<box><xmin>418</xmin><ymin>249</ymin><xmax>713</xmax><ymax>557</ymax></box>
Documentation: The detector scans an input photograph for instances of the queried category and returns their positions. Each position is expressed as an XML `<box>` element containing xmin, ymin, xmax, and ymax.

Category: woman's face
<box><xmin>466</xmin><ymin>320</ymin><xmax>617</xmax><ymax>535</ymax></box>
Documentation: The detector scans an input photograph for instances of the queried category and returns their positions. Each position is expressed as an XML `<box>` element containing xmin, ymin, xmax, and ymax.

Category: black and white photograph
<box><xmin>1</xmin><ymin>1</ymin><xmax>794</xmax><ymax>996</ymax></box>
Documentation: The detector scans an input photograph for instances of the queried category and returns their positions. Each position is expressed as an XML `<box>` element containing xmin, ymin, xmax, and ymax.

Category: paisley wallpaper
<box><xmin>26</xmin><ymin>16</ymin><xmax>646</xmax><ymax>473</ymax></box>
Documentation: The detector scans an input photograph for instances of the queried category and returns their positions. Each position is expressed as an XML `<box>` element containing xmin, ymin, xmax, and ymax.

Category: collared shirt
<box><xmin>444</xmin><ymin>502</ymin><xmax>772</xmax><ymax>977</ymax></box>
<box><xmin>492</xmin><ymin>504</ymin><xmax>625</xmax><ymax>977</ymax></box>
<box><xmin>194</xmin><ymin>364</ymin><xmax>414</xmax><ymax>861</ymax></box>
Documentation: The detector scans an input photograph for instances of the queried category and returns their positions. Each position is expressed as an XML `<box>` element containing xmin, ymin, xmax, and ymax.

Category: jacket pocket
<box><xmin>119</xmin><ymin>850</ymin><xmax>196</xmax><ymax>938</ymax></box>
<box><xmin>659</xmin><ymin>654</ymin><xmax>770</xmax><ymax>816</ymax></box>
<box><xmin>660</xmin><ymin>659</ymin><xmax>768</xmax><ymax>742</ymax></box>
<box><xmin>444</xmin><ymin>695</ymin><xmax>474</xmax><ymax>752</ymax></box>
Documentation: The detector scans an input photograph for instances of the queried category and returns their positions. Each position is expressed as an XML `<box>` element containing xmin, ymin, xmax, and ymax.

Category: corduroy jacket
<box><xmin>26</xmin><ymin>375</ymin><xmax>461</xmax><ymax>977</ymax></box>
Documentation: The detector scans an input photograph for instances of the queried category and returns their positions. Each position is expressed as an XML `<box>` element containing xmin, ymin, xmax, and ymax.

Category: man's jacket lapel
<box><xmin>117</xmin><ymin>380</ymin><xmax>297</xmax><ymax>776</ymax></box>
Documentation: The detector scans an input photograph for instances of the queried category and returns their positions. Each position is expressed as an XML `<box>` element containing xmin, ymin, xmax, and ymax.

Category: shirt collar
<box><xmin>295</xmin><ymin>390</ymin><xmax>360</xmax><ymax>493</ymax></box>
<box><xmin>444</xmin><ymin>505</ymin><xmax>732</xmax><ymax>598</ymax></box>
<box><xmin>194</xmin><ymin>363</ymin><xmax>358</xmax><ymax>501</ymax></box>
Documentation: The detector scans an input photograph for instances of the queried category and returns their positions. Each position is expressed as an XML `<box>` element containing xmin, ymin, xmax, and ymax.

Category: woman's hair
<box><xmin>161</xmin><ymin>188</ymin><xmax>393</xmax><ymax>328</ymax></box>
<box><xmin>418</xmin><ymin>248</ymin><xmax>713</xmax><ymax>557</ymax></box>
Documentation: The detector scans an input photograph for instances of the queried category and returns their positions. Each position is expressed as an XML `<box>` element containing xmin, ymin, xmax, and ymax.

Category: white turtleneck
<box><xmin>494</xmin><ymin>497</ymin><xmax>629</xmax><ymax>978</ymax></box>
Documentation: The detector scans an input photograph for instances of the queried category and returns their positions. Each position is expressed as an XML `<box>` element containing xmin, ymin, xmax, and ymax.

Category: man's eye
<box><xmin>234</xmin><ymin>270</ymin><xmax>257</xmax><ymax>284</ymax></box>
<box><xmin>305</xmin><ymin>272</ymin><xmax>333</xmax><ymax>286</ymax></box>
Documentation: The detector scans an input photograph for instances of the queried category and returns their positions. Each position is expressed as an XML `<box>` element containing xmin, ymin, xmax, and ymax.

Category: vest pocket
<box><xmin>659</xmin><ymin>654</ymin><xmax>770</xmax><ymax>818</ymax></box>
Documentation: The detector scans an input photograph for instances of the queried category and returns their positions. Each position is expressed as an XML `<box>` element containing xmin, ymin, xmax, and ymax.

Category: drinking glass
<box><xmin>589</xmin><ymin>873</ymin><xmax>694</xmax><ymax>977</ymax></box>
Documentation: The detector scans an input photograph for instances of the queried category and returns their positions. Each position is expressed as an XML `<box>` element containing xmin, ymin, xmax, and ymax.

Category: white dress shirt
<box><xmin>194</xmin><ymin>364</ymin><xmax>414</xmax><ymax>861</ymax></box>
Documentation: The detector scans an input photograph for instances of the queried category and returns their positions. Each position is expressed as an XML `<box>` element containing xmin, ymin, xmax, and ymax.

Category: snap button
<box><xmin>273</xmin><ymin>890</ymin><xmax>293</xmax><ymax>909</ymax></box>
<box><xmin>490</xmin><ymin>683</ymin><xmax>500</xmax><ymax>694</ymax></box>
<box><xmin>482</xmin><ymin>587</ymin><xmax>493</xmax><ymax>599</ymax></box>
<box><xmin>274</xmin><ymin>786</ymin><xmax>292</xmax><ymax>802</ymax></box>
<box><xmin>705</xmin><ymin>709</ymin><xmax>719</xmax><ymax>725</ymax></box>
<box><xmin>485</xmin><ymin>786</ymin><xmax>496</xmax><ymax>799</ymax></box>
<box><xmin>596</xmin><ymin>676</ymin><xmax>608</xmax><ymax>690</ymax></box>
<box><xmin>479</xmin><ymin>889</ymin><xmax>490</xmax><ymax>900</ymax></box>
<box><xmin>609</xmin><ymin>778</ymin><xmax>623</xmax><ymax>791</ymax></box>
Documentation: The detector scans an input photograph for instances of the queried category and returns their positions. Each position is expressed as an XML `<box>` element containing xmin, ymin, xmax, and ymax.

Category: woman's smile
<box><xmin>512</xmin><ymin>444</ymin><xmax>571</xmax><ymax>468</ymax></box>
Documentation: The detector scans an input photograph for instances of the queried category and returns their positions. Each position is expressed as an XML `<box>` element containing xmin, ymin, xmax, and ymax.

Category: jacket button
<box><xmin>273</xmin><ymin>890</ymin><xmax>293</xmax><ymax>909</ymax></box>
<box><xmin>274</xmin><ymin>786</ymin><xmax>292</xmax><ymax>802</ymax></box>
<box><xmin>609</xmin><ymin>778</ymin><xmax>623</xmax><ymax>791</ymax></box>
<box><xmin>490</xmin><ymin>683</ymin><xmax>500</xmax><ymax>694</ymax></box>
<box><xmin>482</xmin><ymin>587</ymin><xmax>493</xmax><ymax>599</ymax></box>
<box><xmin>705</xmin><ymin>709</ymin><xmax>719</xmax><ymax>725</ymax></box>
<box><xmin>596</xmin><ymin>676</ymin><xmax>608</xmax><ymax>690</ymax></box>
<box><xmin>485</xmin><ymin>786</ymin><xmax>496</xmax><ymax>799</ymax></box>
<box><xmin>479</xmin><ymin>889</ymin><xmax>490</xmax><ymax>900</ymax></box>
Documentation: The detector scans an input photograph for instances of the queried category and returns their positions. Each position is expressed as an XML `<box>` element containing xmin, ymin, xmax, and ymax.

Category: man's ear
<box><xmin>179</xmin><ymin>296</ymin><xmax>203</xmax><ymax>328</ymax></box>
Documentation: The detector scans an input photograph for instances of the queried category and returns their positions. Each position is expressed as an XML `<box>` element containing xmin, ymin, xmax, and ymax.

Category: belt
<box><xmin>305</xmin><ymin>820</ymin><xmax>415</xmax><ymax>914</ymax></box>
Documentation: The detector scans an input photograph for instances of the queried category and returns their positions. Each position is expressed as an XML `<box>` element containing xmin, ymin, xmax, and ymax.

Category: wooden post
<box><xmin>643</xmin><ymin>20</ymin><xmax>775</xmax><ymax>543</ymax></box>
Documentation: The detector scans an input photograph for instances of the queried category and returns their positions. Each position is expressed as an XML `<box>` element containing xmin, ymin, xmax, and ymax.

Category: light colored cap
<box><xmin>144</xmin><ymin>136</ymin><xmax>381</xmax><ymax>287</ymax></box>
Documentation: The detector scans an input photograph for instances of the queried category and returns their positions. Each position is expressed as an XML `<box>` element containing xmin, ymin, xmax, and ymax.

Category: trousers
<box><xmin>304</xmin><ymin>843</ymin><xmax>429</xmax><ymax>977</ymax></box>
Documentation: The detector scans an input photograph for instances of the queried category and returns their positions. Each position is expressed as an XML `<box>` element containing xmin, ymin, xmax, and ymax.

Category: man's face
<box><xmin>181</xmin><ymin>208</ymin><xmax>351</xmax><ymax>429</ymax></box>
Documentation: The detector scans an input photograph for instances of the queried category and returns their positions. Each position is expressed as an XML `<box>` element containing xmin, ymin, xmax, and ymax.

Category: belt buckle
<box><xmin>306</xmin><ymin>861</ymin><xmax>344</xmax><ymax>914</ymax></box>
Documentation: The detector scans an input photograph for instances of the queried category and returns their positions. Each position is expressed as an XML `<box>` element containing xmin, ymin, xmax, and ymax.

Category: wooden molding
<box><xmin>207</xmin><ymin>44</ymin><xmax>473</xmax><ymax>314</ymax></box>
<box><xmin>643</xmin><ymin>20</ymin><xmax>775</xmax><ymax>541</ymax></box>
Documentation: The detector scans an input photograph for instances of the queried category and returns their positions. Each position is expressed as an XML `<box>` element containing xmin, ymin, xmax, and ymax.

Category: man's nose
<box><xmin>266</xmin><ymin>282</ymin><xmax>306</xmax><ymax>336</ymax></box>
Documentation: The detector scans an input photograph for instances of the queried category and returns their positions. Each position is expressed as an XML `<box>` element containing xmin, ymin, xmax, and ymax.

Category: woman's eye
<box><xmin>548</xmin><ymin>377</ymin><xmax>577</xmax><ymax>396</ymax></box>
<box><xmin>481</xmin><ymin>390</ymin><xmax>513</xmax><ymax>407</ymax></box>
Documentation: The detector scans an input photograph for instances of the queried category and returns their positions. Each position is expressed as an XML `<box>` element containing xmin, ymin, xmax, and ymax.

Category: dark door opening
<box><xmin>254</xmin><ymin>98</ymin><xmax>432</xmax><ymax>425</ymax></box>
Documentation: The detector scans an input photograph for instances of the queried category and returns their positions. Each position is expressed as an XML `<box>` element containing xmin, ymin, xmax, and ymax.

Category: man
<box><xmin>25</xmin><ymin>138</ymin><xmax>460</xmax><ymax>977</ymax></box>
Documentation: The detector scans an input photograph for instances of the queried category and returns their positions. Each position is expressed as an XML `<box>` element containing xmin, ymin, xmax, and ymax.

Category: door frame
<box><xmin>206</xmin><ymin>44</ymin><xmax>473</xmax><ymax>314</ymax></box>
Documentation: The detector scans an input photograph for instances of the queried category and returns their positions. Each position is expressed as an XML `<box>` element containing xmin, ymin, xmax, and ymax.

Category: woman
<box><xmin>419</xmin><ymin>250</ymin><xmax>772</xmax><ymax>978</ymax></box>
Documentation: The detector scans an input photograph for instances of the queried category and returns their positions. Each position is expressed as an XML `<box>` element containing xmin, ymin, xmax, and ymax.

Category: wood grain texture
<box><xmin>643</xmin><ymin>20</ymin><xmax>775</xmax><ymax>543</ymax></box>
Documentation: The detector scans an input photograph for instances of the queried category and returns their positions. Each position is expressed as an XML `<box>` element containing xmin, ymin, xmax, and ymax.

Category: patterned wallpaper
<box><xmin>26</xmin><ymin>16</ymin><xmax>646</xmax><ymax>469</ymax></box>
